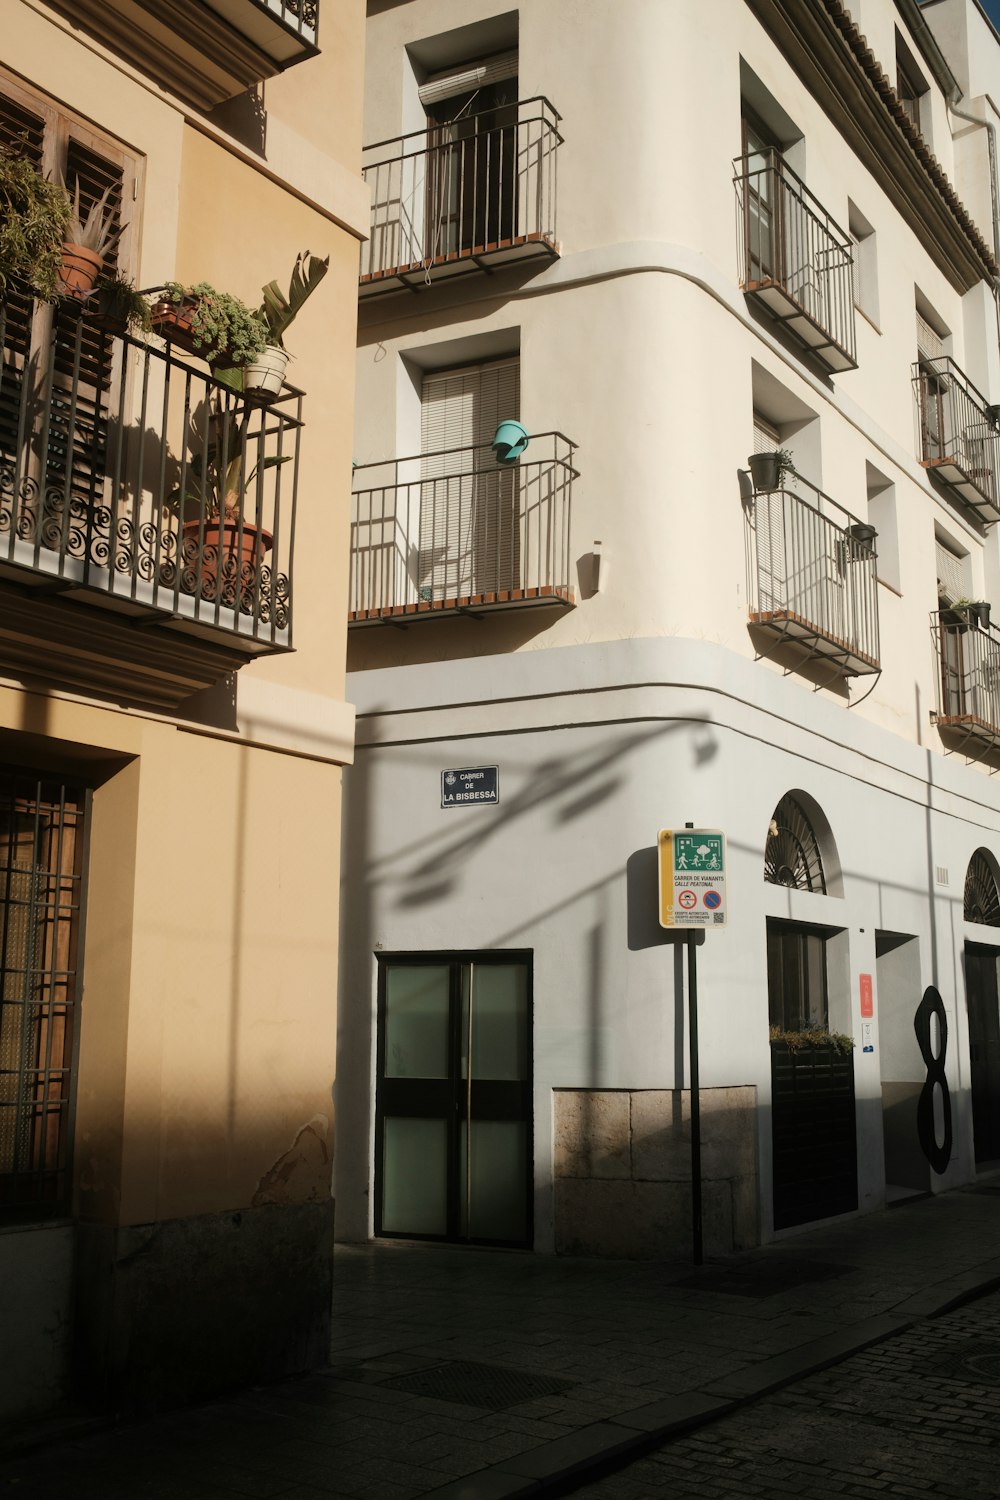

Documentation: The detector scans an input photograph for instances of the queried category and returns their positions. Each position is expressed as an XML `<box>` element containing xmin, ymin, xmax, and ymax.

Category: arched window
<box><xmin>964</xmin><ymin>849</ymin><xmax>1000</xmax><ymax>926</ymax></box>
<box><xmin>764</xmin><ymin>794</ymin><xmax>827</xmax><ymax>893</ymax></box>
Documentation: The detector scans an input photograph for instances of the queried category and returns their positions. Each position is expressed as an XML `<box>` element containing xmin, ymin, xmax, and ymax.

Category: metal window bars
<box><xmin>913</xmin><ymin>357</ymin><xmax>1000</xmax><ymax>523</ymax></box>
<box><xmin>0</xmin><ymin>773</ymin><xmax>87</xmax><ymax>1219</ymax></box>
<box><xmin>734</xmin><ymin>149</ymin><xmax>858</xmax><ymax>372</ymax></box>
<box><xmin>0</xmin><ymin>287</ymin><xmax>301</xmax><ymax>651</ymax></box>
<box><xmin>932</xmin><ymin>606</ymin><xmax>1000</xmax><ymax>753</ymax></box>
<box><xmin>360</xmin><ymin>98</ymin><xmax>561</xmax><ymax>294</ymax></box>
<box><xmin>744</xmin><ymin>473</ymin><xmax>880</xmax><ymax>675</ymax></box>
<box><xmin>350</xmin><ymin>433</ymin><xmax>576</xmax><ymax>623</ymax></box>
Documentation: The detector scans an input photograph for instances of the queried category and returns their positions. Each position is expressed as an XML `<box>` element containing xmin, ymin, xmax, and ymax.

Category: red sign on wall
<box><xmin>860</xmin><ymin>973</ymin><xmax>874</xmax><ymax>1018</ymax></box>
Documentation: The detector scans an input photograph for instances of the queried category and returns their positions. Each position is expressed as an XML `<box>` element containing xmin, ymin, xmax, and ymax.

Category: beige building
<box><xmin>1</xmin><ymin>0</ymin><xmax>363</xmax><ymax>1427</ymax></box>
<box><xmin>340</xmin><ymin>0</ymin><xmax>1000</xmax><ymax>1260</ymax></box>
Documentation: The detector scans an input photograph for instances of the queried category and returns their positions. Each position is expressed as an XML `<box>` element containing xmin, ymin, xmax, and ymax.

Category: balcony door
<box><xmin>742</xmin><ymin>118</ymin><xmax>781</xmax><ymax>286</ymax></box>
<box><xmin>965</xmin><ymin>944</ymin><xmax>1000</xmax><ymax>1164</ymax></box>
<box><xmin>422</xmin><ymin>55</ymin><xmax>518</xmax><ymax>259</ymax></box>
<box><xmin>419</xmin><ymin>358</ymin><xmax>520</xmax><ymax>602</ymax></box>
<box><xmin>375</xmin><ymin>954</ymin><xmax>532</xmax><ymax>1247</ymax></box>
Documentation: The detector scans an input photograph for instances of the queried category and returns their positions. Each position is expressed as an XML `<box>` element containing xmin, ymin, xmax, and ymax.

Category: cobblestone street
<box><xmin>568</xmin><ymin>1287</ymin><xmax>1000</xmax><ymax>1499</ymax></box>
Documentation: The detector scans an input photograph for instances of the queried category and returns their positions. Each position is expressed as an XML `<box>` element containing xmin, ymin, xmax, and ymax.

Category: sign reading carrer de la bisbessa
<box><xmin>441</xmin><ymin>766</ymin><xmax>500</xmax><ymax>808</ymax></box>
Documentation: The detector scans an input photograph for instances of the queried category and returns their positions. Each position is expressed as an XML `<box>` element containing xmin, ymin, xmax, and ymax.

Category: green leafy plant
<box><xmin>769</xmin><ymin>1025</ymin><xmax>855</xmax><ymax>1056</ymax></box>
<box><xmin>67</xmin><ymin>178</ymin><xmax>126</xmax><ymax>258</ymax></box>
<box><xmin>0</xmin><ymin>146</ymin><xmax>71</xmax><ymax>301</ymax></box>
<box><xmin>256</xmin><ymin>250</ymin><xmax>329</xmax><ymax>348</ymax></box>
<box><xmin>159</xmin><ymin>282</ymin><xmax>269</xmax><ymax>364</ymax></box>
<box><xmin>170</xmin><ymin>403</ymin><xmax>289</xmax><ymax>522</ymax></box>
<box><xmin>91</xmin><ymin>269</ymin><xmax>151</xmax><ymax>334</ymax></box>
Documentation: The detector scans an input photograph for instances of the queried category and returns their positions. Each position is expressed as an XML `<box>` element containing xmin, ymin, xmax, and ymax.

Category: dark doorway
<box><xmin>375</xmin><ymin>952</ymin><xmax>532</xmax><ymax>1247</ymax></box>
<box><xmin>965</xmin><ymin>943</ymin><xmax>1000</xmax><ymax>1164</ymax></box>
<box><xmin>426</xmin><ymin>79</ymin><xmax>518</xmax><ymax>258</ymax></box>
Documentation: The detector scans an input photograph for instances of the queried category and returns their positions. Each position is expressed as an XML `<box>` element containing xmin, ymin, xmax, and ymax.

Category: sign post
<box><xmin>657</xmin><ymin>825</ymin><xmax>727</xmax><ymax>1266</ymax></box>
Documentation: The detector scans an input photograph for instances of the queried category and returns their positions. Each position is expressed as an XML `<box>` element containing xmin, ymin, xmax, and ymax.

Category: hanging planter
<box><xmin>749</xmin><ymin>448</ymin><xmax>794</xmax><ymax>492</ymax></box>
<box><xmin>492</xmin><ymin>419</ymin><xmax>530</xmax><ymax>464</ymax></box>
<box><xmin>242</xmin><ymin>344</ymin><xmax>291</xmax><ymax>400</ymax></box>
<box><xmin>151</xmin><ymin>283</ymin><xmax>268</xmax><ymax>368</ymax></box>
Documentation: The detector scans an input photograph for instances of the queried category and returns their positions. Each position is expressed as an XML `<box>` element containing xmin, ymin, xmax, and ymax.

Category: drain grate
<box><xmin>926</xmin><ymin>1341</ymin><xmax>1000</xmax><ymax>1385</ymax></box>
<box><xmin>675</xmin><ymin>1258</ymin><xmax>853</xmax><ymax>1298</ymax></box>
<box><xmin>380</xmin><ymin>1359</ymin><xmax>576</xmax><ymax>1409</ymax></box>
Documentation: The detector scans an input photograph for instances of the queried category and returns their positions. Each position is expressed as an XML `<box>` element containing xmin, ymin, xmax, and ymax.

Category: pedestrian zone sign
<box><xmin>658</xmin><ymin>828</ymin><xmax>727</xmax><ymax>929</ymax></box>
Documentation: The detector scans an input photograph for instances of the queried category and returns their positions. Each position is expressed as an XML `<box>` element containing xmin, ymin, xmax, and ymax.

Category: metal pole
<box><xmin>688</xmin><ymin>929</ymin><xmax>702</xmax><ymax>1266</ymax></box>
<box><xmin>684</xmin><ymin>818</ymin><xmax>703</xmax><ymax>1268</ymax></box>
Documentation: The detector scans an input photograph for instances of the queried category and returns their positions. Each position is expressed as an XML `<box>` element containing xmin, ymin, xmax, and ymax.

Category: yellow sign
<box><xmin>658</xmin><ymin>828</ymin><xmax>727</xmax><ymax>929</ymax></box>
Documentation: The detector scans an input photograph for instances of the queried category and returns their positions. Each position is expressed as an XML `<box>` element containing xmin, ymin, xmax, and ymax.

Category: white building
<box><xmin>338</xmin><ymin>0</ymin><xmax>1000</xmax><ymax>1257</ymax></box>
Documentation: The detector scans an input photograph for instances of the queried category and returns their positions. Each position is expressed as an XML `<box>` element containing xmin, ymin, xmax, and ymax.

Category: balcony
<box><xmin>45</xmin><ymin>1</ymin><xmax>319</xmax><ymax>112</ymax></box>
<box><xmin>933</xmin><ymin>606</ymin><xmax>1000</xmax><ymax>753</ymax></box>
<box><xmin>0</xmin><ymin>288</ymin><xmax>300</xmax><ymax>708</ymax></box>
<box><xmin>360</xmin><ymin>98</ymin><xmax>561</xmax><ymax>298</ymax></box>
<box><xmin>913</xmin><ymin>357</ymin><xmax>1000</xmax><ymax>524</ymax></box>
<box><xmin>744</xmin><ymin>476</ymin><xmax>880</xmax><ymax>675</ymax></box>
<box><xmin>734</xmin><ymin>150</ymin><xmax>857</xmax><ymax>373</ymax></box>
<box><xmin>350</xmin><ymin>434</ymin><xmax>576</xmax><ymax>625</ymax></box>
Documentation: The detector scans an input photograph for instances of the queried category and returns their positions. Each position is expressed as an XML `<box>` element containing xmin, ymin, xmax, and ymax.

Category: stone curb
<box><xmin>422</xmin><ymin>1265</ymin><xmax>1000</xmax><ymax>1500</ymax></box>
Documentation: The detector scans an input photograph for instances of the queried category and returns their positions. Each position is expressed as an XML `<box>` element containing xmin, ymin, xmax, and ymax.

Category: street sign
<box><xmin>658</xmin><ymin>828</ymin><xmax>727</xmax><ymax>928</ymax></box>
<box><xmin>441</xmin><ymin>766</ymin><xmax>499</xmax><ymax>808</ymax></box>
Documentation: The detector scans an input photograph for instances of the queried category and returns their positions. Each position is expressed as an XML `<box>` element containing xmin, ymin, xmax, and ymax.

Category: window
<box><xmin>767</xmin><ymin>920</ymin><xmax>829</xmax><ymax>1031</ymax></box>
<box><xmin>0</xmin><ymin>773</ymin><xmax>87</xmax><ymax>1219</ymax></box>
<box><xmin>896</xmin><ymin>35</ymin><xmax>928</xmax><ymax>137</ymax></box>
<box><xmin>867</xmin><ymin>464</ymin><xmax>898</xmax><ymax>590</ymax></box>
<box><xmin>848</xmin><ymin>202</ymin><xmax>878</xmax><ymax>325</ymax></box>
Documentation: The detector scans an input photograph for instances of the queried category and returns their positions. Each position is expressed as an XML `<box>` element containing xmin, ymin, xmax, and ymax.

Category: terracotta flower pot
<box><xmin>182</xmin><ymin>517</ymin><xmax>273</xmax><ymax>613</ymax></box>
<box><xmin>150</xmin><ymin>296</ymin><xmax>220</xmax><ymax>359</ymax></box>
<box><xmin>57</xmin><ymin>244</ymin><xmax>104</xmax><ymax>299</ymax></box>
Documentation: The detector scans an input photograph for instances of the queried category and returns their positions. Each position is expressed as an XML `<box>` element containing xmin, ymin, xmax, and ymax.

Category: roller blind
<box><xmin>418</xmin><ymin>50</ymin><xmax>518</xmax><ymax>108</ymax></box>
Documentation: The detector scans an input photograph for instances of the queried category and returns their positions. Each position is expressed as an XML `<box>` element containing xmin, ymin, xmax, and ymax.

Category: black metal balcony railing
<box><xmin>744</xmin><ymin>476</ymin><xmax>880</xmax><ymax>675</ymax></box>
<box><xmin>734</xmin><ymin>150</ymin><xmax>857</xmax><ymax>372</ymax></box>
<box><xmin>350</xmin><ymin>434</ymin><xmax>576</xmax><ymax>624</ymax></box>
<box><xmin>933</xmin><ymin>607</ymin><xmax>1000</xmax><ymax>750</ymax></box>
<box><xmin>913</xmin><ymin>357</ymin><xmax>1000</xmax><ymax>523</ymax></box>
<box><xmin>361</xmin><ymin>98</ymin><xmax>561</xmax><ymax>295</ymax></box>
<box><xmin>0</xmin><ymin>291</ymin><xmax>300</xmax><ymax>654</ymax></box>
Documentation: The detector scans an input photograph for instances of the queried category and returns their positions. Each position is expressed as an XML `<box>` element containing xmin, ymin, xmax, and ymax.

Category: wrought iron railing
<box><xmin>734</xmin><ymin>149</ymin><xmax>857</xmax><ymax>372</ymax></box>
<box><xmin>350</xmin><ymin>433</ymin><xmax>576</xmax><ymax>623</ymax></box>
<box><xmin>913</xmin><ymin>357</ymin><xmax>1000</xmax><ymax>522</ymax></box>
<box><xmin>932</xmin><ymin>607</ymin><xmax>1000</xmax><ymax>744</ymax></box>
<box><xmin>744</xmin><ymin>475</ymin><xmax>880</xmax><ymax>674</ymax></box>
<box><xmin>255</xmin><ymin>0</ymin><xmax>319</xmax><ymax>45</ymax></box>
<box><xmin>0</xmin><ymin>290</ymin><xmax>300</xmax><ymax>650</ymax></box>
<box><xmin>361</xmin><ymin>98</ymin><xmax>561</xmax><ymax>289</ymax></box>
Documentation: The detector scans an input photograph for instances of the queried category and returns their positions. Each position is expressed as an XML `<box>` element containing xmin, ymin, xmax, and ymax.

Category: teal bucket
<box><xmin>492</xmin><ymin>419</ymin><xmax>530</xmax><ymax>464</ymax></box>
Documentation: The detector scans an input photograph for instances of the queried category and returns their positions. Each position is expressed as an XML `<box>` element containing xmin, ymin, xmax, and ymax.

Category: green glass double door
<box><xmin>375</xmin><ymin>953</ymin><xmax>532</xmax><ymax>1247</ymax></box>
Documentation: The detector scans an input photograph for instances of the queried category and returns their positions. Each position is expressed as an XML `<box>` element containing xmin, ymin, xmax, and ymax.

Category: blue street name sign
<box><xmin>441</xmin><ymin>766</ymin><xmax>500</xmax><ymax>808</ymax></box>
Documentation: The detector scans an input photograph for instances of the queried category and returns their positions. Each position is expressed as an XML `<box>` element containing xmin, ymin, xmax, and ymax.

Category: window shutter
<box><xmin>935</xmin><ymin>540</ymin><xmax>969</xmax><ymax>604</ymax></box>
<box><xmin>419</xmin><ymin>359</ymin><xmax>520</xmax><ymax>599</ymax></box>
<box><xmin>418</xmin><ymin>51</ymin><xmax>518</xmax><ymax>109</ymax></box>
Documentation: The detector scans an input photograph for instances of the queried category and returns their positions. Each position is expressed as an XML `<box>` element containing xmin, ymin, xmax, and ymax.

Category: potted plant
<box><xmin>942</xmin><ymin>597</ymin><xmax>990</xmax><ymax>632</ymax></box>
<box><xmin>87</xmin><ymin>270</ymin><xmax>152</xmax><ymax>336</ymax></box>
<box><xmin>237</xmin><ymin>251</ymin><xmax>330</xmax><ymax>399</ymax></box>
<box><xmin>58</xmin><ymin>178</ymin><xmax>127</xmax><ymax>298</ymax></box>
<box><xmin>0</xmin><ymin>146</ymin><xmax>71</xmax><ymax>302</ymax></box>
<box><xmin>151</xmin><ymin>282</ymin><xmax>268</xmax><ymax>366</ymax></box>
<box><xmin>170</xmin><ymin>403</ymin><xmax>289</xmax><ymax>610</ymax></box>
<box><xmin>749</xmin><ymin>447</ymin><xmax>795</xmax><ymax>492</ymax></box>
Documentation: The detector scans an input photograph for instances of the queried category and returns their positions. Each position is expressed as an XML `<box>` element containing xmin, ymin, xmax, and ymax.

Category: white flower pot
<box><xmin>242</xmin><ymin>345</ymin><xmax>289</xmax><ymax>399</ymax></box>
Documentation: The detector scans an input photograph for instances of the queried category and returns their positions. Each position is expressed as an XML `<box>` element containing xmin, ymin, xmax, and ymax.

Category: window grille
<box><xmin>0</xmin><ymin>774</ymin><xmax>87</xmax><ymax>1217</ymax></box>
<box><xmin>765</xmin><ymin>793</ymin><xmax>827</xmax><ymax>893</ymax></box>
<box><xmin>965</xmin><ymin>849</ymin><xmax>1000</xmax><ymax>926</ymax></box>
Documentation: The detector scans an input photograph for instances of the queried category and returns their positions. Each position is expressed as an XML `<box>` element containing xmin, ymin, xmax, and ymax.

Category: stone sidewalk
<box><xmin>4</xmin><ymin>1183</ymin><xmax>1000</xmax><ymax>1499</ymax></box>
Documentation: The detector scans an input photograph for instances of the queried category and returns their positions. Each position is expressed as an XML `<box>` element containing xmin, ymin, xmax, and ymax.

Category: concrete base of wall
<box><xmin>0</xmin><ymin>1222</ymin><xmax>74</xmax><ymax>1424</ymax></box>
<box><xmin>75</xmin><ymin>1200</ymin><xmax>334</xmax><ymax>1414</ymax></box>
<box><xmin>553</xmin><ymin>1088</ymin><xmax>758</xmax><ymax>1259</ymax></box>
